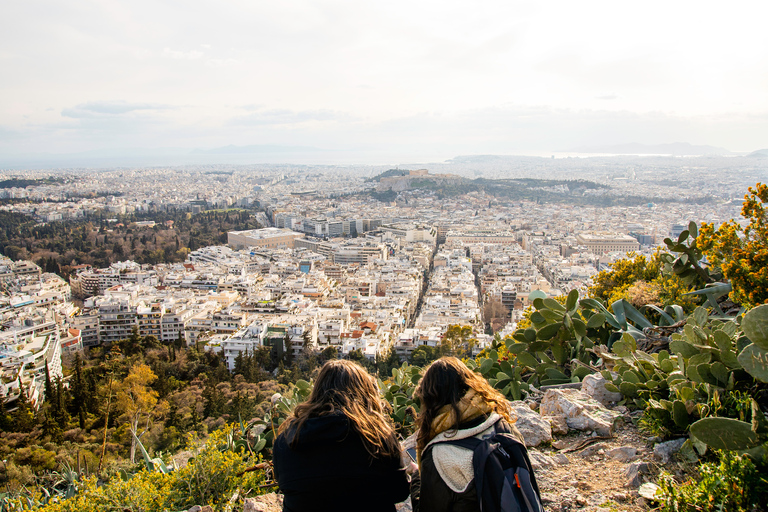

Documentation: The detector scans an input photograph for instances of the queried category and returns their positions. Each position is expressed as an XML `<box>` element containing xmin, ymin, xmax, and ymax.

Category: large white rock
<box><xmin>510</xmin><ymin>400</ymin><xmax>553</xmax><ymax>447</ymax></box>
<box><xmin>539</xmin><ymin>389</ymin><xmax>623</xmax><ymax>436</ymax></box>
<box><xmin>581</xmin><ymin>373</ymin><xmax>623</xmax><ymax>405</ymax></box>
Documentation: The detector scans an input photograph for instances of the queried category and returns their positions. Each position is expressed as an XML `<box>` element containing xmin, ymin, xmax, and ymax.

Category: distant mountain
<box><xmin>746</xmin><ymin>149</ymin><xmax>768</xmax><ymax>158</ymax></box>
<box><xmin>566</xmin><ymin>142</ymin><xmax>732</xmax><ymax>156</ymax></box>
<box><xmin>190</xmin><ymin>144</ymin><xmax>325</xmax><ymax>154</ymax></box>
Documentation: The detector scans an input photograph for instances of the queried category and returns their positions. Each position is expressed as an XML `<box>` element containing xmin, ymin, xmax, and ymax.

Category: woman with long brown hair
<box><xmin>413</xmin><ymin>356</ymin><xmax>538</xmax><ymax>512</ymax></box>
<box><xmin>273</xmin><ymin>359</ymin><xmax>410</xmax><ymax>512</ymax></box>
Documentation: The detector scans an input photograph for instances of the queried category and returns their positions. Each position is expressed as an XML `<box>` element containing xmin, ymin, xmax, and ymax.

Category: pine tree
<box><xmin>0</xmin><ymin>393</ymin><xmax>8</xmax><ymax>430</ymax></box>
<box><xmin>44</xmin><ymin>361</ymin><xmax>53</xmax><ymax>403</ymax></box>
<box><xmin>13</xmin><ymin>381</ymin><xmax>35</xmax><ymax>432</ymax></box>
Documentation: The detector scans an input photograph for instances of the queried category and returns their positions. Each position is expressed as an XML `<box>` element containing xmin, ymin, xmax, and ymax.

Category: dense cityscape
<box><xmin>1</xmin><ymin>153</ymin><xmax>767</xmax><ymax>511</ymax></box>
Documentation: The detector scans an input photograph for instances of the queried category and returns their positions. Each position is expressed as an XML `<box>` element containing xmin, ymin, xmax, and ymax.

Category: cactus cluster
<box><xmin>602</xmin><ymin>304</ymin><xmax>768</xmax><ymax>436</ymax></box>
<box><xmin>506</xmin><ymin>289</ymin><xmax>608</xmax><ymax>387</ymax></box>
<box><xmin>690</xmin><ymin>398</ymin><xmax>768</xmax><ymax>460</ymax></box>
<box><xmin>378</xmin><ymin>363</ymin><xmax>422</xmax><ymax>434</ymax></box>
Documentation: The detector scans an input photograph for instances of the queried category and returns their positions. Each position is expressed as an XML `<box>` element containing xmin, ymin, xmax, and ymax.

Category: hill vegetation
<box><xmin>0</xmin><ymin>208</ymin><xmax>260</xmax><ymax>278</ymax></box>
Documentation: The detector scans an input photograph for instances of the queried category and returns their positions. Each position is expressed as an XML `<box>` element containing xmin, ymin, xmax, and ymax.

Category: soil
<box><xmin>534</xmin><ymin>419</ymin><xmax>657</xmax><ymax>512</ymax></box>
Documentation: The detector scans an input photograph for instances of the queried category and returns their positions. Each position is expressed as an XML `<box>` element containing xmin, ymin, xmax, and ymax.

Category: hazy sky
<box><xmin>2</xmin><ymin>0</ymin><xmax>767</xmax><ymax>162</ymax></box>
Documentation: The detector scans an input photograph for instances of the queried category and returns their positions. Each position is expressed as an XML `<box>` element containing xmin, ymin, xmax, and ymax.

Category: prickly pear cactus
<box><xmin>738</xmin><ymin>305</ymin><xmax>768</xmax><ymax>382</ymax></box>
<box><xmin>690</xmin><ymin>416</ymin><xmax>760</xmax><ymax>450</ymax></box>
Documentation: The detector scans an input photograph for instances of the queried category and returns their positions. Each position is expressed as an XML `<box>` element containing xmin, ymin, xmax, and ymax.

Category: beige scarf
<box><xmin>429</xmin><ymin>389</ymin><xmax>492</xmax><ymax>440</ymax></box>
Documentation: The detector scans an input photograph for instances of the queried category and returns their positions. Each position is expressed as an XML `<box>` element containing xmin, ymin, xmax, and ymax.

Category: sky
<box><xmin>2</xmin><ymin>0</ymin><xmax>768</xmax><ymax>164</ymax></box>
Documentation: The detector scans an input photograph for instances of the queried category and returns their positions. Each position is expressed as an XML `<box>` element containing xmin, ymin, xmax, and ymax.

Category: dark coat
<box><xmin>415</xmin><ymin>413</ymin><xmax>524</xmax><ymax>512</ymax></box>
<box><xmin>273</xmin><ymin>412</ymin><xmax>410</xmax><ymax>512</ymax></box>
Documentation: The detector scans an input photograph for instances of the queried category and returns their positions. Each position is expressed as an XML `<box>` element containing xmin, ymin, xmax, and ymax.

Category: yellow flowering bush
<box><xmin>698</xmin><ymin>183</ymin><xmax>768</xmax><ymax>307</ymax></box>
<box><xmin>36</xmin><ymin>427</ymin><xmax>272</xmax><ymax>512</ymax></box>
<box><xmin>589</xmin><ymin>251</ymin><xmax>699</xmax><ymax>311</ymax></box>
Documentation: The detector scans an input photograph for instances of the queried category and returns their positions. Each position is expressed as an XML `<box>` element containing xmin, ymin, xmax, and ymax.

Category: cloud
<box><xmin>206</xmin><ymin>58</ymin><xmax>239</xmax><ymax>67</ymax></box>
<box><xmin>163</xmin><ymin>47</ymin><xmax>204</xmax><ymax>60</ymax></box>
<box><xmin>596</xmin><ymin>94</ymin><xmax>618</xmax><ymax>100</ymax></box>
<box><xmin>229</xmin><ymin>108</ymin><xmax>352</xmax><ymax>126</ymax></box>
<box><xmin>200</xmin><ymin>44</ymin><xmax>211</xmax><ymax>49</ymax></box>
<box><xmin>61</xmin><ymin>101</ymin><xmax>172</xmax><ymax>118</ymax></box>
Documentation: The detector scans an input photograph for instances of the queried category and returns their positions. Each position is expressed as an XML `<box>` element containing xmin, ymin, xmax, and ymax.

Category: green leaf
<box><xmin>688</xmin><ymin>221</ymin><xmax>698</xmax><ymax>238</ymax></box>
<box><xmin>669</xmin><ymin>338</ymin><xmax>699</xmax><ymax>358</ymax></box>
<box><xmin>543</xmin><ymin>298</ymin><xmax>566</xmax><ymax>312</ymax></box>
<box><xmin>737</xmin><ymin>343</ymin><xmax>768</xmax><ymax>382</ymax></box>
<box><xmin>742</xmin><ymin>304</ymin><xmax>768</xmax><ymax>350</ymax></box>
<box><xmin>714</xmin><ymin>330</ymin><xmax>733</xmax><ymax>352</ymax></box>
<box><xmin>565</xmin><ymin>289</ymin><xmax>579</xmax><ymax>312</ymax></box>
<box><xmin>537</xmin><ymin>322</ymin><xmax>562</xmax><ymax>340</ymax></box>
<box><xmin>572</xmin><ymin>318</ymin><xmax>587</xmax><ymax>339</ymax></box>
<box><xmin>692</xmin><ymin>306</ymin><xmax>708</xmax><ymax>328</ymax></box>
<box><xmin>612</xmin><ymin>340</ymin><xmax>631</xmax><ymax>357</ymax></box>
<box><xmin>530</xmin><ymin>311</ymin><xmax>546</xmax><ymax>325</ymax></box>
<box><xmin>254</xmin><ymin>438</ymin><xmax>267</xmax><ymax>453</ymax></box>
<box><xmin>604</xmin><ymin>382</ymin><xmax>620</xmax><ymax>393</ymax></box>
<box><xmin>586</xmin><ymin>313</ymin><xmax>607</xmax><ymax>329</ymax></box>
<box><xmin>619</xmin><ymin>381</ymin><xmax>639</xmax><ymax>398</ymax></box>
<box><xmin>672</xmin><ymin>400</ymin><xmax>689</xmax><ymax>428</ymax></box>
<box><xmin>499</xmin><ymin>360</ymin><xmax>514</xmax><ymax>375</ymax></box>
<box><xmin>545</xmin><ymin>368</ymin><xmax>569</xmax><ymax>380</ymax></box>
<box><xmin>688</xmin><ymin>352</ymin><xmax>712</xmax><ymax>367</ymax></box>
<box><xmin>517</xmin><ymin>352</ymin><xmax>539</xmax><ymax>368</ymax></box>
<box><xmin>690</xmin><ymin>417</ymin><xmax>759</xmax><ymax>450</ymax></box>
<box><xmin>709</xmin><ymin>362</ymin><xmax>729</xmax><ymax>385</ymax></box>
<box><xmin>505</xmin><ymin>342</ymin><xmax>528</xmax><ymax>354</ymax></box>
<box><xmin>622</xmin><ymin>370</ymin><xmax>641</xmax><ymax>384</ymax></box>
<box><xmin>524</xmin><ymin>328</ymin><xmax>537</xmax><ymax>342</ymax></box>
<box><xmin>540</xmin><ymin>309</ymin><xmax>563</xmax><ymax>322</ymax></box>
<box><xmin>660</xmin><ymin>358</ymin><xmax>676</xmax><ymax>373</ymax></box>
<box><xmin>479</xmin><ymin>357</ymin><xmax>495</xmax><ymax>375</ymax></box>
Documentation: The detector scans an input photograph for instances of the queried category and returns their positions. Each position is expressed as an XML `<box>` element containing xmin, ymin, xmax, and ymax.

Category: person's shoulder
<box><xmin>493</xmin><ymin>417</ymin><xmax>525</xmax><ymax>444</ymax></box>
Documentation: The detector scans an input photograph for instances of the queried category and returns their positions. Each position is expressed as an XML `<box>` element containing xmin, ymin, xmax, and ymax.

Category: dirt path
<box><xmin>533</xmin><ymin>416</ymin><xmax>663</xmax><ymax>512</ymax></box>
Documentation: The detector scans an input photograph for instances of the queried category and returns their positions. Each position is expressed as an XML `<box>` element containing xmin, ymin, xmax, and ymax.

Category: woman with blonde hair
<box><xmin>413</xmin><ymin>356</ymin><xmax>541</xmax><ymax>512</ymax></box>
<box><xmin>273</xmin><ymin>359</ymin><xmax>410</xmax><ymax>512</ymax></box>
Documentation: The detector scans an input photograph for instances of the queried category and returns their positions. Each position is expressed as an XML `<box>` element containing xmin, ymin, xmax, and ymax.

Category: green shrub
<box><xmin>657</xmin><ymin>450</ymin><xmax>768</xmax><ymax>512</ymax></box>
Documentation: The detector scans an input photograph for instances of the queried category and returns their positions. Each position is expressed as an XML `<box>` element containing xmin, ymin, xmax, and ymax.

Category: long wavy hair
<box><xmin>278</xmin><ymin>359</ymin><xmax>401</xmax><ymax>459</ymax></box>
<box><xmin>414</xmin><ymin>356</ymin><xmax>512</xmax><ymax>455</ymax></box>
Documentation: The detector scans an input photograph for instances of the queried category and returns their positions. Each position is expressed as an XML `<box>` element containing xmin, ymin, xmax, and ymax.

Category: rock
<box><xmin>540</xmin><ymin>492</ymin><xmax>557</xmax><ymax>504</ymax></box>
<box><xmin>543</xmin><ymin>415</ymin><xmax>569</xmax><ymax>435</ymax></box>
<box><xmin>638</xmin><ymin>482</ymin><xmax>660</xmax><ymax>500</ymax></box>
<box><xmin>539</xmin><ymin>389</ymin><xmax>623</xmax><ymax>436</ymax></box>
<box><xmin>654</xmin><ymin>438</ymin><xmax>686</xmax><ymax>463</ymax></box>
<box><xmin>611</xmin><ymin>492</ymin><xmax>630</xmax><ymax>502</ymax></box>
<box><xmin>578</xmin><ymin>442</ymin><xmax>608</xmax><ymax>458</ymax></box>
<box><xmin>553</xmin><ymin>453</ymin><xmax>570</xmax><ymax>465</ymax></box>
<box><xmin>606</xmin><ymin>446</ymin><xmax>638</xmax><ymax>462</ymax></box>
<box><xmin>575</xmin><ymin>494</ymin><xmax>588</xmax><ymax>506</ymax></box>
<box><xmin>186</xmin><ymin>507</ymin><xmax>212</xmax><ymax>512</ymax></box>
<box><xmin>243</xmin><ymin>493</ymin><xmax>284</xmax><ymax>512</ymax></box>
<box><xmin>581</xmin><ymin>373</ymin><xmax>623</xmax><ymax>405</ymax></box>
<box><xmin>625</xmin><ymin>461</ymin><xmax>650</xmax><ymax>488</ymax></box>
<box><xmin>510</xmin><ymin>401</ymin><xmax>552</xmax><ymax>447</ymax></box>
<box><xmin>527</xmin><ymin>449</ymin><xmax>557</xmax><ymax>470</ymax></box>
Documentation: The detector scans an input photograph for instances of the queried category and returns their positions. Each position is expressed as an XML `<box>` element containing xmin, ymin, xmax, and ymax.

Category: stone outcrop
<box><xmin>581</xmin><ymin>373</ymin><xmax>622</xmax><ymax>405</ymax></box>
<box><xmin>539</xmin><ymin>389</ymin><xmax>622</xmax><ymax>436</ymax></box>
<box><xmin>510</xmin><ymin>401</ymin><xmax>552</xmax><ymax>447</ymax></box>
